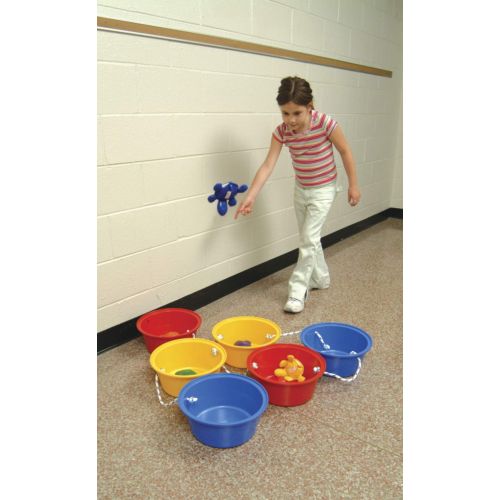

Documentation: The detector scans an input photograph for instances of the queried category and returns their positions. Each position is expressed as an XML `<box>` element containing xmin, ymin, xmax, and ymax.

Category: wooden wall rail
<box><xmin>97</xmin><ymin>17</ymin><xmax>392</xmax><ymax>78</ymax></box>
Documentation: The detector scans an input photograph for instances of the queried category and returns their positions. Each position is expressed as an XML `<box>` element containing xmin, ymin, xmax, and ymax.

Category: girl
<box><xmin>235</xmin><ymin>76</ymin><xmax>361</xmax><ymax>313</ymax></box>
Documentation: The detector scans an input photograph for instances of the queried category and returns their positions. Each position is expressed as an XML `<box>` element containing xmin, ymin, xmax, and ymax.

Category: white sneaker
<box><xmin>311</xmin><ymin>282</ymin><xmax>330</xmax><ymax>290</ymax></box>
<box><xmin>284</xmin><ymin>297</ymin><xmax>304</xmax><ymax>313</ymax></box>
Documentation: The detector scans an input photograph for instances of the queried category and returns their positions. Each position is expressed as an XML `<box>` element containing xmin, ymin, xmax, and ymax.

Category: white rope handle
<box><xmin>323</xmin><ymin>356</ymin><xmax>362</xmax><ymax>382</ymax></box>
<box><xmin>154</xmin><ymin>374</ymin><xmax>178</xmax><ymax>408</ymax></box>
<box><xmin>154</xmin><ymin>374</ymin><xmax>199</xmax><ymax>408</ymax></box>
<box><xmin>281</xmin><ymin>330</ymin><xmax>301</xmax><ymax>336</ymax></box>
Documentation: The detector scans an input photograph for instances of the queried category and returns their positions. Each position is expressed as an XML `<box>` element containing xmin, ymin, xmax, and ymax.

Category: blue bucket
<box><xmin>300</xmin><ymin>322</ymin><xmax>372</xmax><ymax>380</ymax></box>
<box><xmin>177</xmin><ymin>373</ymin><xmax>269</xmax><ymax>448</ymax></box>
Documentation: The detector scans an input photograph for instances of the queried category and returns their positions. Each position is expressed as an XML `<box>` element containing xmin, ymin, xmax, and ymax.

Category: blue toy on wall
<box><xmin>208</xmin><ymin>182</ymin><xmax>248</xmax><ymax>216</ymax></box>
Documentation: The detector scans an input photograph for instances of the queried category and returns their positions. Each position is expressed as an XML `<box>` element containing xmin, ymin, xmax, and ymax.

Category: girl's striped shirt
<box><xmin>272</xmin><ymin>110</ymin><xmax>338</xmax><ymax>188</ymax></box>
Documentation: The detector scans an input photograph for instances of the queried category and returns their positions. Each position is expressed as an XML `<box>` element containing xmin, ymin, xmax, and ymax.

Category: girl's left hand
<box><xmin>348</xmin><ymin>186</ymin><xmax>361</xmax><ymax>206</ymax></box>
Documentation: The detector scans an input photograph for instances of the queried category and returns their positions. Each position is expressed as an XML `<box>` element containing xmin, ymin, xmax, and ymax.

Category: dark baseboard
<box><xmin>98</xmin><ymin>207</ymin><xmax>402</xmax><ymax>354</ymax></box>
<box><xmin>386</xmin><ymin>207</ymin><xmax>403</xmax><ymax>219</ymax></box>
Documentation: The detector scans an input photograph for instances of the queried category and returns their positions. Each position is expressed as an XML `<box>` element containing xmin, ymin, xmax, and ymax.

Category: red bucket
<box><xmin>247</xmin><ymin>344</ymin><xmax>325</xmax><ymax>407</ymax></box>
<box><xmin>136</xmin><ymin>308</ymin><xmax>202</xmax><ymax>353</ymax></box>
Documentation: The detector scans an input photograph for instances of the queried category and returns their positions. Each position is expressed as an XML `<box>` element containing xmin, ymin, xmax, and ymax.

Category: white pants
<box><xmin>288</xmin><ymin>183</ymin><xmax>336</xmax><ymax>299</ymax></box>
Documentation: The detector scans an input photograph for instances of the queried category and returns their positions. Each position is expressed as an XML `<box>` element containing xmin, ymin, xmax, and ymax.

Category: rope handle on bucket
<box><xmin>281</xmin><ymin>330</ymin><xmax>302</xmax><ymax>337</ymax></box>
<box><xmin>323</xmin><ymin>353</ymin><xmax>362</xmax><ymax>382</ymax></box>
<box><xmin>154</xmin><ymin>374</ymin><xmax>178</xmax><ymax>407</ymax></box>
<box><xmin>215</xmin><ymin>330</ymin><xmax>300</xmax><ymax>342</ymax></box>
<box><xmin>221</xmin><ymin>365</ymin><xmax>252</xmax><ymax>376</ymax></box>
<box><xmin>154</xmin><ymin>374</ymin><xmax>198</xmax><ymax>408</ymax></box>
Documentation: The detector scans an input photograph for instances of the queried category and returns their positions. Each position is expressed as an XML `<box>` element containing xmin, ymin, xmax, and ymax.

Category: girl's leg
<box><xmin>310</xmin><ymin>188</ymin><xmax>336</xmax><ymax>288</ymax></box>
<box><xmin>288</xmin><ymin>184</ymin><xmax>335</xmax><ymax>300</ymax></box>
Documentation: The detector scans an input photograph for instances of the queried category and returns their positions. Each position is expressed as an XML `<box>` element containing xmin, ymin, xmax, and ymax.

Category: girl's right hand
<box><xmin>234</xmin><ymin>197</ymin><xmax>254</xmax><ymax>219</ymax></box>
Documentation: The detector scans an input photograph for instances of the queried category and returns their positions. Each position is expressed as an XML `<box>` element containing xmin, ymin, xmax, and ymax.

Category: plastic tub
<box><xmin>150</xmin><ymin>338</ymin><xmax>227</xmax><ymax>397</ymax></box>
<box><xmin>247</xmin><ymin>344</ymin><xmax>325</xmax><ymax>406</ymax></box>
<box><xmin>178</xmin><ymin>373</ymin><xmax>268</xmax><ymax>448</ymax></box>
<box><xmin>300</xmin><ymin>322</ymin><xmax>372</xmax><ymax>379</ymax></box>
<box><xmin>211</xmin><ymin>316</ymin><xmax>281</xmax><ymax>368</ymax></box>
<box><xmin>137</xmin><ymin>308</ymin><xmax>202</xmax><ymax>353</ymax></box>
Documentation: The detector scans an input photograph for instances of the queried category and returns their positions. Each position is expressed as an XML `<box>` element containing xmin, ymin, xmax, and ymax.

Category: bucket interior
<box><xmin>179</xmin><ymin>375</ymin><xmax>268</xmax><ymax>424</ymax></box>
<box><xmin>138</xmin><ymin>308</ymin><xmax>201</xmax><ymax>338</ymax></box>
<box><xmin>197</xmin><ymin>406</ymin><xmax>251</xmax><ymax>424</ymax></box>
<box><xmin>212</xmin><ymin>316</ymin><xmax>281</xmax><ymax>348</ymax></box>
<box><xmin>302</xmin><ymin>323</ymin><xmax>372</xmax><ymax>356</ymax></box>
<box><xmin>248</xmin><ymin>344</ymin><xmax>324</xmax><ymax>383</ymax></box>
<box><xmin>150</xmin><ymin>339</ymin><xmax>225</xmax><ymax>377</ymax></box>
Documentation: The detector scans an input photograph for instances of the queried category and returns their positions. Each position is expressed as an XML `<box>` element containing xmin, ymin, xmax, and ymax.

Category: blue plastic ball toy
<box><xmin>208</xmin><ymin>182</ymin><xmax>248</xmax><ymax>216</ymax></box>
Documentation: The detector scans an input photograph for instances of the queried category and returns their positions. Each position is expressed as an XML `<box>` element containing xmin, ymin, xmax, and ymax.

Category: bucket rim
<box><xmin>211</xmin><ymin>315</ymin><xmax>282</xmax><ymax>348</ymax></box>
<box><xmin>246</xmin><ymin>344</ymin><xmax>326</xmax><ymax>385</ymax></box>
<box><xmin>300</xmin><ymin>322</ymin><xmax>373</xmax><ymax>358</ymax></box>
<box><xmin>136</xmin><ymin>308</ymin><xmax>202</xmax><ymax>337</ymax></box>
<box><xmin>149</xmin><ymin>338</ymin><xmax>227</xmax><ymax>376</ymax></box>
<box><xmin>178</xmin><ymin>373</ymin><xmax>269</xmax><ymax>427</ymax></box>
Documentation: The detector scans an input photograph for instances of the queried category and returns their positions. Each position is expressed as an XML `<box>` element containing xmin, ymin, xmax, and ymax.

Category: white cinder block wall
<box><xmin>97</xmin><ymin>0</ymin><xmax>403</xmax><ymax>332</ymax></box>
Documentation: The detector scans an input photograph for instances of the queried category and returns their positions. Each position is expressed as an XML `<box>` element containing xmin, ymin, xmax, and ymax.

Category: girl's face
<box><xmin>279</xmin><ymin>102</ymin><xmax>313</xmax><ymax>133</ymax></box>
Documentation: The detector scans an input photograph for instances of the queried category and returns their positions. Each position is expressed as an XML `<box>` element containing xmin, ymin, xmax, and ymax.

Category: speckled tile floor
<box><xmin>98</xmin><ymin>218</ymin><xmax>403</xmax><ymax>499</ymax></box>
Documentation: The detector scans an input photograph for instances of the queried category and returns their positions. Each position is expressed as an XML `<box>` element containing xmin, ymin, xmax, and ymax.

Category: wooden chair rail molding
<box><xmin>97</xmin><ymin>16</ymin><xmax>392</xmax><ymax>78</ymax></box>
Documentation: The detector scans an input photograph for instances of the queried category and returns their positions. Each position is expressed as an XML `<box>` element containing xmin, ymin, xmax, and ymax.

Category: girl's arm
<box><xmin>329</xmin><ymin>125</ymin><xmax>361</xmax><ymax>206</ymax></box>
<box><xmin>234</xmin><ymin>136</ymin><xmax>283</xmax><ymax>219</ymax></box>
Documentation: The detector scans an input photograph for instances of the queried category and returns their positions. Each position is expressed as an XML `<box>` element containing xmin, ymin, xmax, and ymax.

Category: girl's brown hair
<box><xmin>276</xmin><ymin>76</ymin><xmax>314</xmax><ymax>107</ymax></box>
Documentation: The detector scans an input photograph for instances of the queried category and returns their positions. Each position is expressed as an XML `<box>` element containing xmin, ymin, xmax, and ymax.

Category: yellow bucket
<box><xmin>211</xmin><ymin>316</ymin><xmax>281</xmax><ymax>368</ymax></box>
<box><xmin>150</xmin><ymin>338</ymin><xmax>227</xmax><ymax>397</ymax></box>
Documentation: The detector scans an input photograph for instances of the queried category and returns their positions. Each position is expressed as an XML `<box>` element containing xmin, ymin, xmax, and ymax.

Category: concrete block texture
<box><xmin>252</xmin><ymin>0</ymin><xmax>292</xmax><ymax>43</ymax></box>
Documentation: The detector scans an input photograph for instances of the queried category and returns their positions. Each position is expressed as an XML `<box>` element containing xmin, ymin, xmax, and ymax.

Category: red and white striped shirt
<box><xmin>273</xmin><ymin>110</ymin><xmax>338</xmax><ymax>188</ymax></box>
